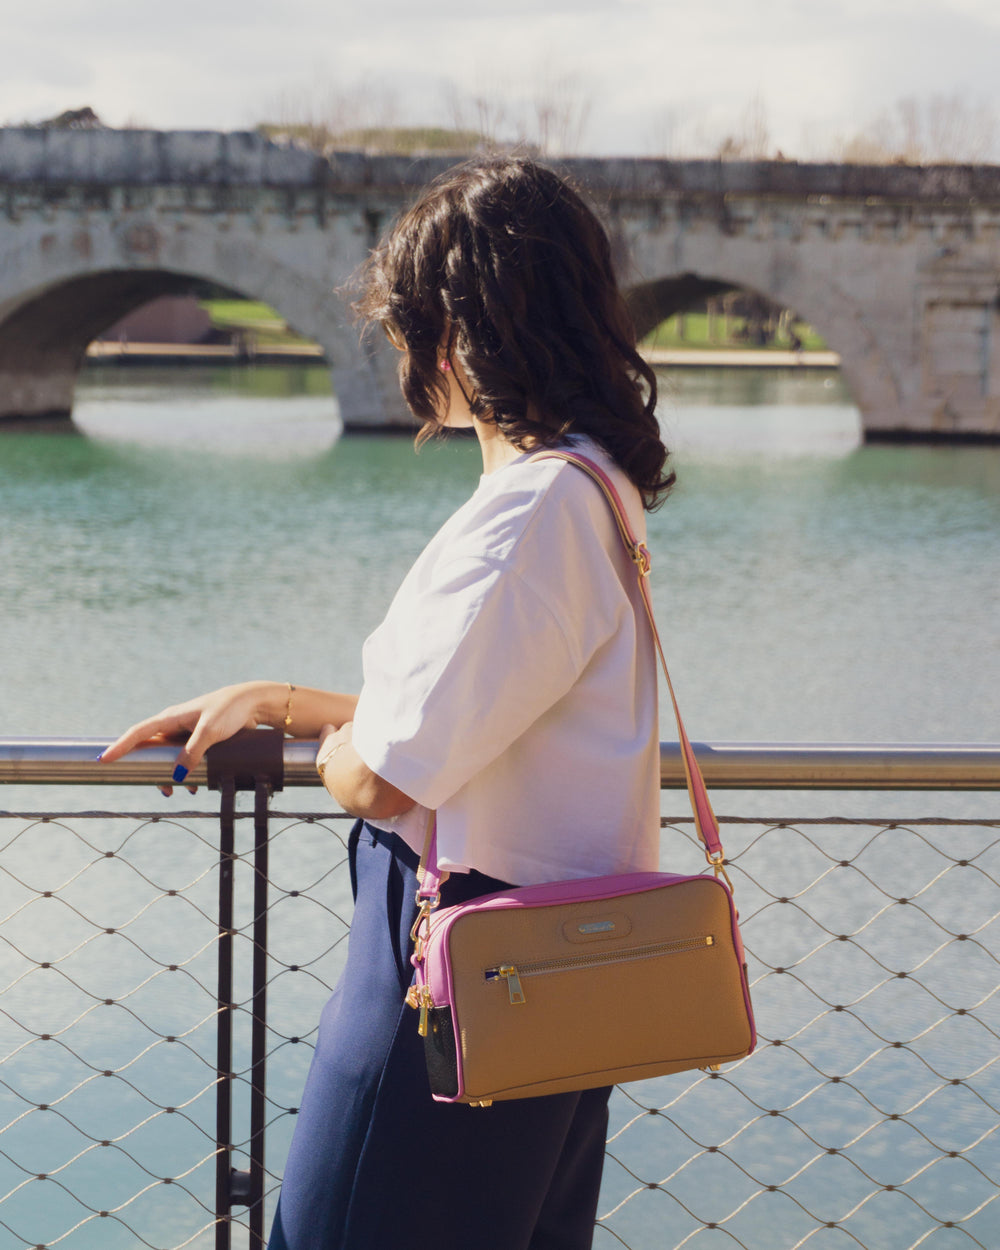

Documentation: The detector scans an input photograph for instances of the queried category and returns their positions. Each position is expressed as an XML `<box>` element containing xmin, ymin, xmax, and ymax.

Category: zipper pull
<box><xmin>499</xmin><ymin>965</ymin><xmax>525</xmax><ymax>1005</ymax></box>
<box><xmin>406</xmin><ymin>983</ymin><xmax>434</xmax><ymax>1037</ymax></box>
<box><xmin>417</xmin><ymin>985</ymin><xmax>433</xmax><ymax>1037</ymax></box>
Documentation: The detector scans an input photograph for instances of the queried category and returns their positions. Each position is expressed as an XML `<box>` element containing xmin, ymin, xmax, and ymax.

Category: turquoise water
<box><xmin>2</xmin><ymin>364</ymin><xmax>999</xmax><ymax>1249</ymax></box>
<box><xmin>1</xmin><ymin>363</ymin><xmax>997</xmax><ymax>746</ymax></box>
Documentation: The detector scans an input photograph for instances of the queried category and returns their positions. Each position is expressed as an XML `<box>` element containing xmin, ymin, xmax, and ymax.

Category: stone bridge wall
<box><xmin>1</xmin><ymin>128</ymin><xmax>999</xmax><ymax>438</ymax></box>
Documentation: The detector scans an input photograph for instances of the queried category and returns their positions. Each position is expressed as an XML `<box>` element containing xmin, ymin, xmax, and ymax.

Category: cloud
<box><xmin>1</xmin><ymin>0</ymin><xmax>998</xmax><ymax>157</ymax></box>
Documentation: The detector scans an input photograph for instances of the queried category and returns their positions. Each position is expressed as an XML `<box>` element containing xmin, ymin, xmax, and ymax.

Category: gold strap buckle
<box><xmin>631</xmin><ymin>542</ymin><xmax>651</xmax><ymax>577</ymax></box>
<box><xmin>706</xmin><ymin>850</ymin><xmax>735</xmax><ymax>893</ymax></box>
<box><xmin>409</xmin><ymin>892</ymin><xmax>440</xmax><ymax>954</ymax></box>
<box><xmin>414</xmin><ymin>887</ymin><xmax>441</xmax><ymax>910</ymax></box>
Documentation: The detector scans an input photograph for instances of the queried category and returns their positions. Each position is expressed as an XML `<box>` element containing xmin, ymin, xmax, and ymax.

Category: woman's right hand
<box><xmin>98</xmin><ymin>682</ymin><xmax>361</xmax><ymax>793</ymax></box>
<box><xmin>98</xmin><ymin>681</ymin><xmax>275</xmax><ymax>785</ymax></box>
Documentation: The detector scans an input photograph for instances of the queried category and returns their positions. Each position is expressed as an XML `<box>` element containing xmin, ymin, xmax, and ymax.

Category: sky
<box><xmin>2</xmin><ymin>0</ymin><xmax>1000</xmax><ymax>160</ymax></box>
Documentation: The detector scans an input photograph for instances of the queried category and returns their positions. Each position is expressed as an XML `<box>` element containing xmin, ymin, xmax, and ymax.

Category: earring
<box><xmin>439</xmin><ymin>359</ymin><xmax>452</xmax><ymax>372</ymax></box>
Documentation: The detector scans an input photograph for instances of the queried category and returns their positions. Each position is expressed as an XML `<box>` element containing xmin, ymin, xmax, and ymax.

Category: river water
<box><xmin>2</xmin><ymin>363</ymin><xmax>998</xmax><ymax>747</ymax></box>
<box><xmin>2</xmin><ymin>363</ymin><xmax>999</xmax><ymax>1249</ymax></box>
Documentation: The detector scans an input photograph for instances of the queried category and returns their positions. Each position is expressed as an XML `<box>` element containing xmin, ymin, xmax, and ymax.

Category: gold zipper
<box><xmin>405</xmin><ymin>983</ymin><xmax>435</xmax><ymax>1036</ymax></box>
<box><xmin>487</xmin><ymin>935</ymin><xmax>715</xmax><ymax>1006</ymax></box>
<box><xmin>497</xmin><ymin>964</ymin><xmax>525</xmax><ymax>1004</ymax></box>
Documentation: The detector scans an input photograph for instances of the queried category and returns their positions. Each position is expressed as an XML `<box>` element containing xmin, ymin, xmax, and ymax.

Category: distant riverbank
<box><xmin>644</xmin><ymin>347</ymin><xmax>840</xmax><ymax>369</ymax></box>
<box><xmin>85</xmin><ymin>341</ymin><xmax>841</xmax><ymax>370</ymax></box>
<box><xmin>86</xmin><ymin>340</ymin><xmax>326</xmax><ymax>365</ymax></box>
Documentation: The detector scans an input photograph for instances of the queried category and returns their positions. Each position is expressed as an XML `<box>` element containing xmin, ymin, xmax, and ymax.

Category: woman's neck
<box><xmin>474</xmin><ymin>418</ymin><xmax>532</xmax><ymax>475</ymax></box>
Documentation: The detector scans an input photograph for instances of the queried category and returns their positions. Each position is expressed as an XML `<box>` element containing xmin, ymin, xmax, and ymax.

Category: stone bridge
<box><xmin>1</xmin><ymin>127</ymin><xmax>999</xmax><ymax>439</ymax></box>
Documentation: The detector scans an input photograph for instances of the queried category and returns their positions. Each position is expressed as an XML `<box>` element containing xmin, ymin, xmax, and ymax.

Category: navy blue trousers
<box><xmin>267</xmin><ymin>821</ymin><xmax>611</xmax><ymax>1250</ymax></box>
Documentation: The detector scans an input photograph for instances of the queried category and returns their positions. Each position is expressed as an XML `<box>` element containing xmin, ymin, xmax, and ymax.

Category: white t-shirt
<box><xmin>351</xmin><ymin>437</ymin><xmax>660</xmax><ymax>886</ymax></box>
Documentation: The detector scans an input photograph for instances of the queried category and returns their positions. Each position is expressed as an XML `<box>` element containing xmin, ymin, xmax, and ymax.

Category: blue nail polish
<box><xmin>173</xmin><ymin>765</ymin><xmax>189</xmax><ymax>783</ymax></box>
<box><xmin>95</xmin><ymin>752</ymin><xmax>105</xmax><ymax>761</ymax></box>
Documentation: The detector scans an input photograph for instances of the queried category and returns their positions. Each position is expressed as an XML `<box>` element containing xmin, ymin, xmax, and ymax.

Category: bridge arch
<box><xmin>626</xmin><ymin>275</ymin><xmax>742</xmax><ymax>342</ymax></box>
<box><xmin>621</xmin><ymin>237</ymin><xmax>905</xmax><ymax>435</ymax></box>
<box><xmin>0</xmin><ymin>214</ymin><xmax>404</xmax><ymax>428</ymax></box>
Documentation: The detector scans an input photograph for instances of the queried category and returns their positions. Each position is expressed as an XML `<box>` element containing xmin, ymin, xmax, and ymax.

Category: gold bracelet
<box><xmin>283</xmin><ymin>682</ymin><xmax>296</xmax><ymax>731</ymax></box>
<box><xmin>316</xmin><ymin>742</ymin><xmax>345</xmax><ymax>785</ymax></box>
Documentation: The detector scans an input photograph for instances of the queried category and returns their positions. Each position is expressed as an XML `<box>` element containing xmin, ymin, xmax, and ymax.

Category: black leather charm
<box><xmin>423</xmin><ymin>1006</ymin><xmax>460</xmax><ymax>1097</ymax></box>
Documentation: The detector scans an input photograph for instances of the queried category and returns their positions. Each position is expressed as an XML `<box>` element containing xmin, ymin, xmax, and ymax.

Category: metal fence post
<box><xmin>214</xmin><ymin>773</ymin><xmax>237</xmax><ymax>1250</ymax></box>
<box><xmin>207</xmin><ymin>728</ymin><xmax>285</xmax><ymax>1249</ymax></box>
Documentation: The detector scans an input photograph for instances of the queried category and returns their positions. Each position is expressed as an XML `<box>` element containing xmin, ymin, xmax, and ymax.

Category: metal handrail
<box><xmin>1</xmin><ymin>736</ymin><xmax>999</xmax><ymax>789</ymax></box>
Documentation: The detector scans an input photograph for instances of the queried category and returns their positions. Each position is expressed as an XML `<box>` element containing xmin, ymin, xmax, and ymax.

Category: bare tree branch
<box><xmin>837</xmin><ymin>93</ymin><xmax>999</xmax><ymax>164</ymax></box>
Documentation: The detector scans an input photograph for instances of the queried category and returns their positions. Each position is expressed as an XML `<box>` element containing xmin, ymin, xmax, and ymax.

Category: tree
<box><xmin>258</xmin><ymin>80</ymin><xmax>403</xmax><ymax>155</ymax></box>
<box><xmin>526</xmin><ymin>72</ymin><xmax>592</xmax><ymax>156</ymax></box>
<box><xmin>715</xmin><ymin>94</ymin><xmax>771</xmax><ymax>160</ymax></box>
<box><xmin>837</xmin><ymin>94</ymin><xmax>999</xmax><ymax>164</ymax></box>
<box><xmin>442</xmin><ymin>82</ymin><xmax>509</xmax><ymax>153</ymax></box>
<box><xmin>444</xmin><ymin>70</ymin><xmax>592</xmax><ymax>156</ymax></box>
<box><xmin>258</xmin><ymin>71</ymin><xmax>592</xmax><ymax>159</ymax></box>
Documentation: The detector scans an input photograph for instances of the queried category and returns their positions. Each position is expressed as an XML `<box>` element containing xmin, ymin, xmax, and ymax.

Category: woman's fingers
<box><xmin>100</xmin><ymin>685</ymin><xmax>265</xmax><ymax>793</ymax></box>
<box><xmin>99</xmin><ymin>712</ymin><xmax>192</xmax><ymax>764</ymax></box>
<box><xmin>172</xmin><ymin>697</ymin><xmax>259</xmax><ymax>777</ymax></box>
<box><xmin>169</xmin><ymin>739</ymin><xmax>200</xmax><ymax>782</ymax></box>
<box><xmin>157</xmin><ymin>782</ymin><xmax>199</xmax><ymax>798</ymax></box>
<box><xmin>100</xmin><ymin>687</ymin><xmax>255</xmax><ymax>767</ymax></box>
<box><xmin>160</xmin><ymin>718</ymin><xmax>222</xmax><ymax>782</ymax></box>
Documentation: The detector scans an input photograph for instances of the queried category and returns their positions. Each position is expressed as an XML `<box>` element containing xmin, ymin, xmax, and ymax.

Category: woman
<box><xmin>101</xmin><ymin>155</ymin><xmax>675</xmax><ymax>1250</ymax></box>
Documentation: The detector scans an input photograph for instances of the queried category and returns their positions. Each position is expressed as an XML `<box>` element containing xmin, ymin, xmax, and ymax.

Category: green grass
<box><xmin>199</xmin><ymin>300</ymin><xmax>315</xmax><ymax>347</ymax></box>
<box><xmin>642</xmin><ymin>311</ymin><xmax>828</xmax><ymax>351</ymax></box>
<box><xmin>200</xmin><ymin>300</ymin><xmax>830</xmax><ymax>354</ymax></box>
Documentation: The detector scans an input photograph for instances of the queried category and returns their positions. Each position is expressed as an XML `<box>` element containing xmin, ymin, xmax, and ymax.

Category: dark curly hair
<box><xmin>356</xmin><ymin>156</ymin><xmax>674</xmax><ymax>509</ymax></box>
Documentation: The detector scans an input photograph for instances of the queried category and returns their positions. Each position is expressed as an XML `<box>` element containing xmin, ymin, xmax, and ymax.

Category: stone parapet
<box><xmin>3</xmin><ymin>127</ymin><xmax>1000</xmax><ymax>203</ymax></box>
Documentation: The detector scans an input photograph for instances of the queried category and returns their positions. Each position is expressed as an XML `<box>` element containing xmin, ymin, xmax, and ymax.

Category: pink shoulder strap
<box><xmin>532</xmin><ymin>451</ymin><xmax>723</xmax><ymax>861</ymax></box>
<box><xmin>416</xmin><ymin>450</ymin><xmax>726</xmax><ymax>900</ymax></box>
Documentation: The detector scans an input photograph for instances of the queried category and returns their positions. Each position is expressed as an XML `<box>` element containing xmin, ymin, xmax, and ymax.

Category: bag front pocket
<box><xmin>485</xmin><ymin>935</ymin><xmax>715</xmax><ymax>1005</ymax></box>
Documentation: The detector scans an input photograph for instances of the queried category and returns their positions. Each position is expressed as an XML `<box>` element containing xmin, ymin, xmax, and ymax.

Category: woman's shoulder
<box><xmin>510</xmin><ymin>436</ymin><xmax>645</xmax><ymax>538</ymax></box>
<box><xmin>481</xmin><ymin>436</ymin><xmax>634</xmax><ymax>503</ymax></box>
<box><xmin>451</xmin><ymin>436</ymin><xmax>640</xmax><ymax>569</ymax></box>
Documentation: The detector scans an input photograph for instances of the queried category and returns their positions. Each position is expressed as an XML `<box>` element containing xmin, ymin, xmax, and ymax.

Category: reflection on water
<box><xmin>75</xmin><ymin>362</ymin><xmax>344</xmax><ymax>457</ymax></box>
<box><xmin>661</xmin><ymin>364</ymin><xmax>852</xmax><ymax>409</ymax></box>
<box><xmin>80</xmin><ymin>361</ymin><xmax>339</xmax><ymax>401</ymax></box>
<box><xmin>661</xmin><ymin>367</ymin><xmax>861</xmax><ymax>459</ymax></box>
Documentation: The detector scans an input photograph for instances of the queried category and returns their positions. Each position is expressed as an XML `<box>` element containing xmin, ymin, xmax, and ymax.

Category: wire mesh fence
<box><xmin>2</xmin><ymin>807</ymin><xmax>229</xmax><ymax>1249</ymax></box>
<box><xmin>1</xmin><ymin>748</ymin><xmax>998</xmax><ymax>1249</ymax></box>
<box><xmin>1</xmin><ymin>800</ymin><xmax>356</xmax><ymax>1250</ymax></box>
<box><xmin>597</xmin><ymin>814</ymin><xmax>1000</xmax><ymax>1248</ymax></box>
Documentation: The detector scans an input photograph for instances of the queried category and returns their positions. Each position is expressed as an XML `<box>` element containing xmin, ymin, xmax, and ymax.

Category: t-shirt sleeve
<box><xmin>351</xmin><ymin>553</ymin><xmax>583</xmax><ymax>811</ymax></box>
